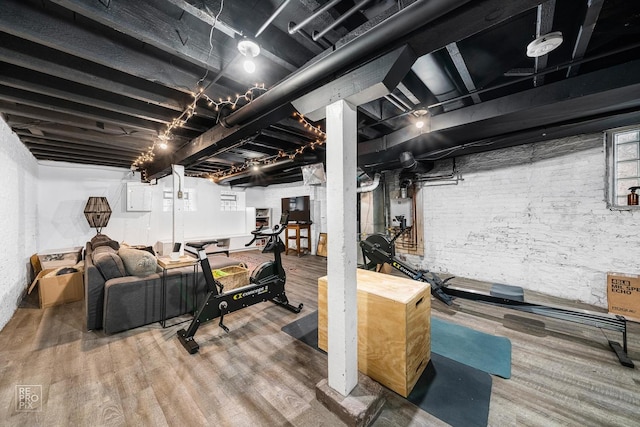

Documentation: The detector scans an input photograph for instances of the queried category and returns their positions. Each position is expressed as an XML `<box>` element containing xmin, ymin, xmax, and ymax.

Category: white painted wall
<box><xmin>421</xmin><ymin>134</ymin><xmax>640</xmax><ymax>307</ymax></box>
<box><xmin>37</xmin><ymin>163</ymin><xmax>255</xmax><ymax>251</ymax></box>
<box><xmin>246</xmin><ymin>181</ymin><xmax>327</xmax><ymax>255</ymax></box>
<box><xmin>0</xmin><ymin>117</ymin><xmax>38</xmax><ymax>331</ymax></box>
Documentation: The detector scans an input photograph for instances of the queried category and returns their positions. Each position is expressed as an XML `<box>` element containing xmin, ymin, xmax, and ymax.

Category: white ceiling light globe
<box><xmin>244</xmin><ymin>59</ymin><xmax>256</xmax><ymax>73</ymax></box>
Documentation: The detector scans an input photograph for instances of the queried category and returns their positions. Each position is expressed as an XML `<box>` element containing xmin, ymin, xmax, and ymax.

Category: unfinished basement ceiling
<box><xmin>0</xmin><ymin>0</ymin><xmax>639</xmax><ymax>186</ymax></box>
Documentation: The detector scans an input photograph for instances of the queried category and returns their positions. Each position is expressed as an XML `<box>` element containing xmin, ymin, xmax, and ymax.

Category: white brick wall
<box><xmin>0</xmin><ymin>116</ymin><xmax>38</xmax><ymax>331</ymax></box>
<box><xmin>421</xmin><ymin>133</ymin><xmax>640</xmax><ymax>307</ymax></box>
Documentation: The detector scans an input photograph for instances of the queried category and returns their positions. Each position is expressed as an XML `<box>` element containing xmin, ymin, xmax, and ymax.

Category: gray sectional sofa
<box><xmin>84</xmin><ymin>236</ymin><xmax>243</xmax><ymax>334</ymax></box>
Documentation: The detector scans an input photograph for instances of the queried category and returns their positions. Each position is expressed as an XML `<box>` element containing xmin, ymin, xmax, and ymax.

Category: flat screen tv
<box><xmin>282</xmin><ymin>196</ymin><xmax>310</xmax><ymax>223</ymax></box>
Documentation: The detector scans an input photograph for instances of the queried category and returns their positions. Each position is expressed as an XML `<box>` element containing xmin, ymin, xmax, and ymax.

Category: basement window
<box><xmin>606</xmin><ymin>126</ymin><xmax>640</xmax><ymax>209</ymax></box>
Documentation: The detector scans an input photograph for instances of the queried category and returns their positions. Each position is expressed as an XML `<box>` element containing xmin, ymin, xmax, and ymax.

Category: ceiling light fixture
<box><xmin>238</xmin><ymin>38</ymin><xmax>261</xmax><ymax>74</ymax></box>
<box><xmin>526</xmin><ymin>31</ymin><xmax>563</xmax><ymax>58</ymax></box>
<box><xmin>414</xmin><ymin>109</ymin><xmax>428</xmax><ymax>129</ymax></box>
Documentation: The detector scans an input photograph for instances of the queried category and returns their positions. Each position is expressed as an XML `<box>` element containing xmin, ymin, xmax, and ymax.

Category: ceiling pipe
<box><xmin>399</xmin><ymin>151</ymin><xmax>434</xmax><ymax>173</ymax></box>
<box><xmin>312</xmin><ymin>0</ymin><xmax>374</xmax><ymax>41</ymax></box>
<box><xmin>255</xmin><ymin>0</ymin><xmax>293</xmax><ymax>38</ymax></box>
<box><xmin>222</xmin><ymin>0</ymin><xmax>472</xmax><ymax>129</ymax></box>
<box><xmin>288</xmin><ymin>0</ymin><xmax>343</xmax><ymax>35</ymax></box>
<box><xmin>290</xmin><ymin>22</ymin><xmax>331</xmax><ymax>50</ymax></box>
<box><xmin>357</xmin><ymin>173</ymin><xmax>381</xmax><ymax>193</ymax></box>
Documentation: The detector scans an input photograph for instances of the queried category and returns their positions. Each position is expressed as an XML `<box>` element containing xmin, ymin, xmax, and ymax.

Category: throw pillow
<box><xmin>92</xmin><ymin>246</ymin><xmax>127</xmax><ymax>280</ymax></box>
<box><xmin>118</xmin><ymin>247</ymin><xmax>158</xmax><ymax>277</ymax></box>
<box><xmin>91</xmin><ymin>234</ymin><xmax>121</xmax><ymax>251</ymax></box>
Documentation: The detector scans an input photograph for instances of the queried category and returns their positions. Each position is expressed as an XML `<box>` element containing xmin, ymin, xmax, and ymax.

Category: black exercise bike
<box><xmin>177</xmin><ymin>213</ymin><xmax>303</xmax><ymax>354</ymax></box>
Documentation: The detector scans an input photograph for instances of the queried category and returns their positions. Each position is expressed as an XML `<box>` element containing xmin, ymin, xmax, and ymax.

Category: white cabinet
<box><xmin>126</xmin><ymin>182</ymin><xmax>152</xmax><ymax>211</ymax></box>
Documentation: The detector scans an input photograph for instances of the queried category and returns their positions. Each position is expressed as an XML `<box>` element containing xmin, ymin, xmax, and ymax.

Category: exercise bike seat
<box><xmin>185</xmin><ymin>240</ymin><xmax>219</xmax><ymax>250</ymax></box>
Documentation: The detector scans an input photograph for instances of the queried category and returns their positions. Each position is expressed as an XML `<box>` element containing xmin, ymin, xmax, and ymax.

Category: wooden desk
<box><xmin>318</xmin><ymin>269</ymin><xmax>431</xmax><ymax>397</ymax></box>
<box><xmin>285</xmin><ymin>223</ymin><xmax>311</xmax><ymax>256</ymax></box>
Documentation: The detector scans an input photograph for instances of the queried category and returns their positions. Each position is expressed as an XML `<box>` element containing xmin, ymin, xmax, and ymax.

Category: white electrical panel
<box><xmin>126</xmin><ymin>182</ymin><xmax>153</xmax><ymax>211</ymax></box>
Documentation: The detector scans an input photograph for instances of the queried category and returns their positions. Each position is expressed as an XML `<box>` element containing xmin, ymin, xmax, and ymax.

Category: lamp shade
<box><xmin>84</xmin><ymin>197</ymin><xmax>112</xmax><ymax>233</ymax></box>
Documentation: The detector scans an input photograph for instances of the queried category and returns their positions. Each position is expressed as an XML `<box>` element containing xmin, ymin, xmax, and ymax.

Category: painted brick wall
<box><xmin>421</xmin><ymin>133</ymin><xmax>640</xmax><ymax>307</ymax></box>
<box><xmin>0</xmin><ymin>117</ymin><xmax>38</xmax><ymax>331</ymax></box>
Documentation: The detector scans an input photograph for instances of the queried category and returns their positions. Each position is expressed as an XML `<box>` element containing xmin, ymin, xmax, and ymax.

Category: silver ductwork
<box><xmin>357</xmin><ymin>173</ymin><xmax>381</xmax><ymax>193</ymax></box>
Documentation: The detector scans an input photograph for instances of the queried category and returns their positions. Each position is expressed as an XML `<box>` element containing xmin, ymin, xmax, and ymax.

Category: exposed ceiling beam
<box><xmin>405</xmin><ymin>0</ymin><xmax>545</xmax><ymax>58</ymax></box>
<box><xmin>162</xmin><ymin>0</ymin><xmax>299</xmax><ymax>72</ymax></box>
<box><xmin>533</xmin><ymin>0</ymin><xmax>556</xmax><ymax>87</ymax></box>
<box><xmin>18</xmin><ymin>134</ymin><xmax>146</xmax><ymax>154</ymax></box>
<box><xmin>0</xmin><ymin>101</ymin><xmax>156</xmax><ymax>139</ymax></box>
<box><xmin>0</xmin><ymin>33</ymin><xmax>189</xmax><ymax>113</ymax></box>
<box><xmin>396</xmin><ymin>82</ymin><xmax>421</xmax><ymax>105</ymax></box>
<box><xmin>0</xmin><ymin>66</ymin><xmax>185</xmax><ymax>126</ymax></box>
<box><xmin>418</xmin><ymin>109</ymin><xmax>640</xmax><ymax>162</ymax></box>
<box><xmin>146</xmin><ymin>103</ymin><xmax>297</xmax><ymax>178</ymax></box>
<box><xmin>292</xmin><ymin>46</ymin><xmax>417</xmax><ymax>120</ymax></box>
<box><xmin>0</xmin><ymin>85</ymin><xmax>177</xmax><ymax>134</ymax></box>
<box><xmin>9</xmin><ymin>121</ymin><xmax>159</xmax><ymax>151</ymax></box>
<box><xmin>27</xmin><ymin>147</ymin><xmax>133</xmax><ymax>166</ymax></box>
<box><xmin>49</xmin><ymin>0</ymin><xmax>237</xmax><ymax>74</ymax></box>
<box><xmin>358</xmin><ymin>60</ymin><xmax>640</xmax><ymax>162</ymax></box>
<box><xmin>446</xmin><ymin>42</ymin><xmax>481</xmax><ymax>103</ymax></box>
<box><xmin>0</xmin><ymin>0</ymin><xmax>240</xmax><ymax>96</ymax></box>
<box><xmin>147</xmin><ymin>0</ymin><xmax>544</xmax><ymax>179</ymax></box>
<box><xmin>21</xmin><ymin>136</ymin><xmax>140</xmax><ymax>157</ymax></box>
<box><xmin>567</xmin><ymin>0</ymin><xmax>605</xmax><ymax>77</ymax></box>
<box><xmin>164</xmin><ymin>0</ymin><xmax>240</xmax><ymax>38</ymax></box>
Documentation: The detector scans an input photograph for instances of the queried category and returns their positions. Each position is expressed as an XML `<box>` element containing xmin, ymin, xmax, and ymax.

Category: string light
<box><xmin>132</xmin><ymin>83</ymin><xmax>268</xmax><ymax>168</ymax></box>
<box><xmin>198</xmin><ymin>112</ymin><xmax>327</xmax><ymax>181</ymax></box>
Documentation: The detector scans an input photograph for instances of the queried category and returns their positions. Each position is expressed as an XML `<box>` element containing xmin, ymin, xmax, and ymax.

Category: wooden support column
<box><xmin>326</xmin><ymin>99</ymin><xmax>358</xmax><ymax>396</ymax></box>
<box><xmin>172</xmin><ymin>164</ymin><xmax>185</xmax><ymax>255</ymax></box>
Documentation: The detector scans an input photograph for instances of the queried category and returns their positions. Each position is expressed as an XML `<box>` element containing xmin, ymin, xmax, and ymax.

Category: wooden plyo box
<box><xmin>318</xmin><ymin>269</ymin><xmax>431</xmax><ymax>397</ymax></box>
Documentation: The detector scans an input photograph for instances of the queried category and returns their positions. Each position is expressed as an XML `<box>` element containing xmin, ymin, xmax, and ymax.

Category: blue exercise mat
<box><xmin>431</xmin><ymin>316</ymin><xmax>512</xmax><ymax>379</ymax></box>
<box><xmin>281</xmin><ymin>311</ymin><xmax>495</xmax><ymax>427</ymax></box>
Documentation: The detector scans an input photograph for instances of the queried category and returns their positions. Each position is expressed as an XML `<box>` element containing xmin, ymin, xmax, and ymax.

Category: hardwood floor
<box><xmin>1</xmin><ymin>251</ymin><xmax>639</xmax><ymax>426</ymax></box>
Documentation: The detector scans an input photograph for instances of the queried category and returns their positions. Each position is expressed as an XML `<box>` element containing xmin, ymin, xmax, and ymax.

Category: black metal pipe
<box><xmin>312</xmin><ymin>0</ymin><xmax>374</xmax><ymax>41</ymax></box>
<box><xmin>221</xmin><ymin>0</ymin><xmax>472</xmax><ymax>128</ymax></box>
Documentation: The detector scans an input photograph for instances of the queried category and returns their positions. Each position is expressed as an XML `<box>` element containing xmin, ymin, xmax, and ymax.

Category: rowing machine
<box><xmin>360</xmin><ymin>230</ymin><xmax>634</xmax><ymax>368</ymax></box>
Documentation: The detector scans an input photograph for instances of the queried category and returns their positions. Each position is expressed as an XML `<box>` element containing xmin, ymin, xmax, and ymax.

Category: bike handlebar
<box><xmin>244</xmin><ymin>223</ymin><xmax>287</xmax><ymax>247</ymax></box>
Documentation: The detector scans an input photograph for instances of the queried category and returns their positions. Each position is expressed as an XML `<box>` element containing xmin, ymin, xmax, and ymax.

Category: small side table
<box><xmin>285</xmin><ymin>223</ymin><xmax>311</xmax><ymax>256</ymax></box>
<box><xmin>157</xmin><ymin>255</ymin><xmax>198</xmax><ymax>328</ymax></box>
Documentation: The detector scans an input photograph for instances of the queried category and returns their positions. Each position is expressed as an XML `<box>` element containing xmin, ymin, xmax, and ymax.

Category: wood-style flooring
<box><xmin>1</xmin><ymin>250</ymin><xmax>639</xmax><ymax>426</ymax></box>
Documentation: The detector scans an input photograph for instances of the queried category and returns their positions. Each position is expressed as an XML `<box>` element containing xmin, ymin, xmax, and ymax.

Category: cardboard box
<box><xmin>28</xmin><ymin>260</ymin><xmax>84</xmax><ymax>309</ymax></box>
<box><xmin>37</xmin><ymin>247</ymin><xmax>82</xmax><ymax>270</ymax></box>
<box><xmin>607</xmin><ymin>273</ymin><xmax>640</xmax><ymax>321</ymax></box>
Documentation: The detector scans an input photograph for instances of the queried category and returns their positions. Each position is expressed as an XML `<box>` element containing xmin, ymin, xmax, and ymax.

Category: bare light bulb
<box><xmin>243</xmin><ymin>59</ymin><xmax>256</xmax><ymax>73</ymax></box>
<box><xmin>159</xmin><ymin>142</ymin><xmax>168</xmax><ymax>149</ymax></box>
<box><xmin>415</xmin><ymin>120</ymin><xmax>425</xmax><ymax>129</ymax></box>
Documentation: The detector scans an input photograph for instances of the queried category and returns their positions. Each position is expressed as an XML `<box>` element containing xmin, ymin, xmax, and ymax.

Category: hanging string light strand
<box><xmin>132</xmin><ymin>84</ymin><xmax>268</xmax><ymax>168</ymax></box>
<box><xmin>202</xmin><ymin>112</ymin><xmax>327</xmax><ymax>180</ymax></box>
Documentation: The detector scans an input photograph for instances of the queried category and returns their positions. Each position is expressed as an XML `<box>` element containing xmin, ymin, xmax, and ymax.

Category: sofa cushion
<box><xmin>92</xmin><ymin>246</ymin><xmax>127</xmax><ymax>280</ymax></box>
<box><xmin>118</xmin><ymin>247</ymin><xmax>158</xmax><ymax>277</ymax></box>
<box><xmin>91</xmin><ymin>234</ymin><xmax>120</xmax><ymax>250</ymax></box>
